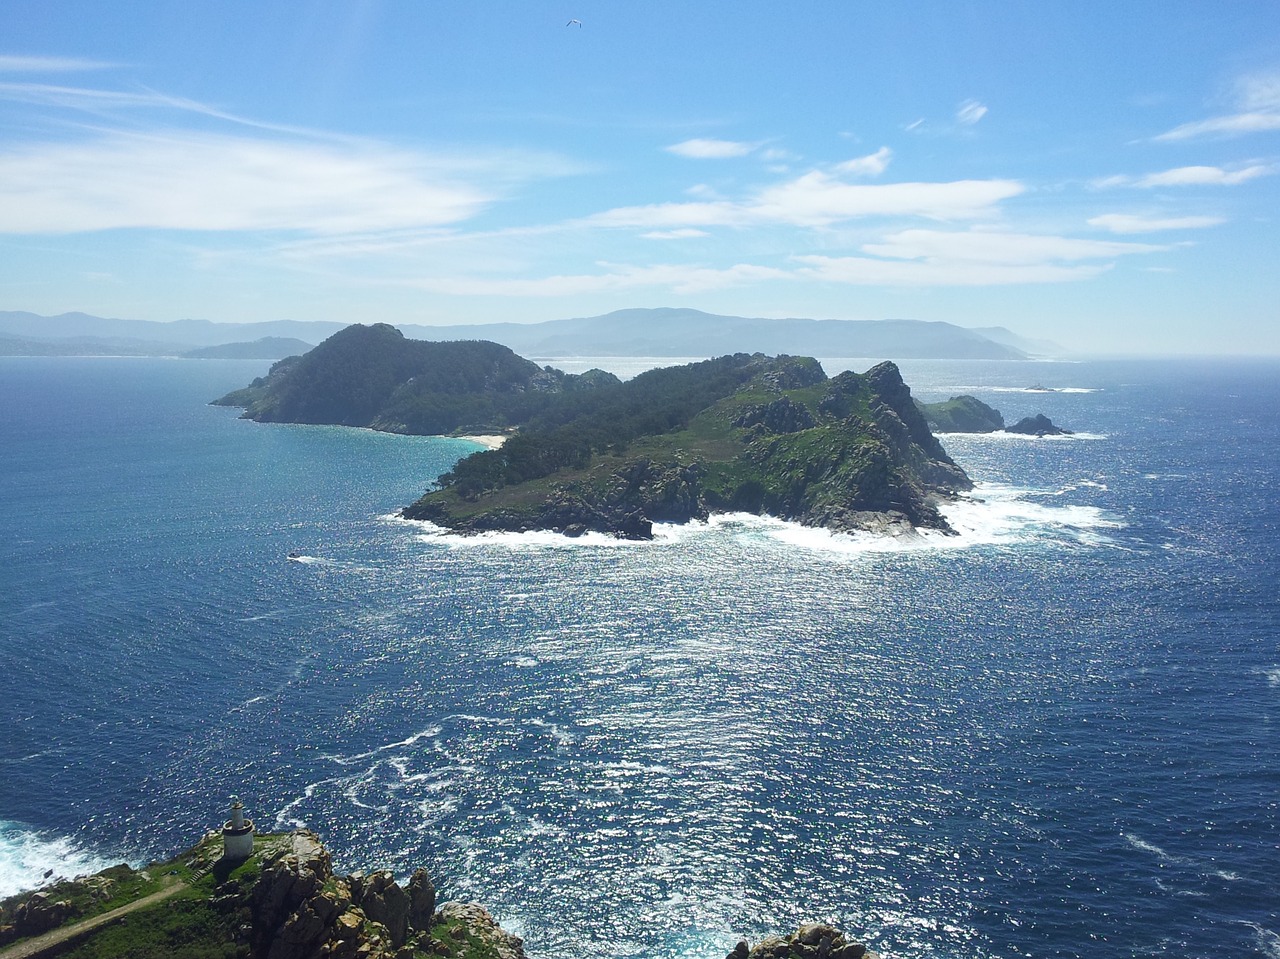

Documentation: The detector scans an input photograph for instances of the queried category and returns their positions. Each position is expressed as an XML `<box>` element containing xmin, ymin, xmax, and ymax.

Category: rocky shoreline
<box><xmin>1</xmin><ymin>829</ymin><xmax>881</xmax><ymax>959</ymax></box>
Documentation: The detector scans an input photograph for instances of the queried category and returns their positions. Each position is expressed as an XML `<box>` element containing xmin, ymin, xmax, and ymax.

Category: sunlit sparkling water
<box><xmin>1</xmin><ymin>355</ymin><xmax>1277</xmax><ymax>958</ymax></box>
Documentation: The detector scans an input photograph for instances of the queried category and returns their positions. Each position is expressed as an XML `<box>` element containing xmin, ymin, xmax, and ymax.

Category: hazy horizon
<box><xmin>3</xmin><ymin>2</ymin><xmax>1278</xmax><ymax>355</ymax></box>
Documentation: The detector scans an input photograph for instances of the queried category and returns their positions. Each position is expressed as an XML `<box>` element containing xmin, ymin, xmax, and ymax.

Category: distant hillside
<box><xmin>0</xmin><ymin>331</ymin><xmax>179</xmax><ymax>356</ymax></box>
<box><xmin>214</xmin><ymin>323</ymin><xmax>619</xmax><ymax>434</ymax></box>
<box><xmin>408</xmin><ymin>308</ymin><xmax>1028</xmax><ymax>360</ymax></box>
<box><xmin>0</xmin><ymin>311</ymin><xmax>346</xmax><ymax>349</ymax></box>
<box><xmin>2</xmin><ymin>309</ymin><xmax>1029</xmax><ymax>360</ymax></box>
<box><xmin>970</xmin><ymin>325</ymin><xmax>1068</xmax><ymax>358</ymax></box>
<box><xmin>183</xmin><ymin>337</ymin><xmax>312</xmax><ymax>359</ymax></box>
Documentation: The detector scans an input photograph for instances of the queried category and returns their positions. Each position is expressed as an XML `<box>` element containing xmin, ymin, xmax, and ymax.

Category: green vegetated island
<box><xmin>0</xmin><ymin>828</ymin><xmax>879</xmax><ymax>959</ymax></box>
<box><xmin>215</xmin><ymin>323</ymin><xmax>978</xmax><ymax>539</ymax></box>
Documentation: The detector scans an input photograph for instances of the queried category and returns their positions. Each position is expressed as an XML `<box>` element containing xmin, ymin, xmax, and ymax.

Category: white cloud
<box><xmin>956</xmin><ymin>100</ymin><xmax>988</xmax><ymax>125</ymax></box>
<box><xmin>794</xmin><ymin>254</ymin><xmax>1108</xmax><ymax>286</ymax></box>
<box><xmin>1139</xmin><ymin>164</ymin><xmax>1272</xmax><ymax>187</ymax></box>
<box><xmin>1088</xmin><ymin>213</ymin><xmax>1225</xmax><ymax>234</ymax></box>
<box><xmin>860</xmin><ymin>228</ymin><xmax>1167</xmax><ymax>265</ymax></box>
<box><xmin>783</xmin><ymin>226</ymin><xmax>1167</xmax><ymax>287</ymax></box>
<box><xmin>412</xmin><ymin>262</ymin><xmax>790</xmax><ymax>297</ymax></box>
<box><xmin>641</xmin><ymin>228</ymin><xmax>710</xmax><ymax>240</ymax></box>
<box><xmin>0</xmin><ymin>131</ymin><xmax>513</xmax><ymax>234</ymax></box>
<box><xmin>664</xmin><ymin>138</ymin><xmax>757</xmax><ymax>159</ymax></box>
<box><xmin>1154</xmin><ymin>69</ymin><xmax>1280</xmax><ymax>140</ymax></box>
<box><xmin>749</xmin><ymin>173</ymin><xmax>1023</xmax><ymax>226</ymax></box>
<box><xmin>590</xmin><ymin>171</ymin><xmax>1024</xmax><ymax>231</ymax></box>
<box><xmin>1094</xmin><ymin>164</ymin><xmax>1275</xmax><ymax>189</ymax></box>
<box><xmin>1237</xmin><ymin>71</ymin><xmax>1280</xmax><ymax>111</ymax></box>
<box><xmin>834</xmin><ymin>146</ymin><xmax>892</xmax><ymax>177</ymax></box>
<box><xmin>0</xmin><ymin>55</ymin><xmax>116</xmax><ymax>72</ymax></box>
<box><xmin>1155</xmin><ymin>113</ymin><xmax>1280</xmax><ymax>141</ymax></box>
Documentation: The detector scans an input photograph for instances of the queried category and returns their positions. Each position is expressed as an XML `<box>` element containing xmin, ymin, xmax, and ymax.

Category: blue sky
<box><xmin>2</xmin><ymin>1</ymin><xmax>1278</xmax><ymax>353</ymax></box>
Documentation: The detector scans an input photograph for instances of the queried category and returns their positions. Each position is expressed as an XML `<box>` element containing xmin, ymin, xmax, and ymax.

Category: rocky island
<box><xmin>213</xmin><ymin>323</ymin><xmax>619</xmax><ymax>436</ymax></box>
<box><xmin>916</xmin><ymin>396</ymin><xmax>1073</xmax><ymax>437</ymax></box>
<box><xmin>404</xmin><ymin>354</ymin><xmax>971</xmax><ymax>539</ymax></box>
<box><xmin>215</xmin><ymin>324</ymin><xmax>973</xmax><ymax>540</ymax></box>
<box><xmin>0</xmin><ymin>827</ymin><xmax>877</xmax><ymax>959</ymax></box>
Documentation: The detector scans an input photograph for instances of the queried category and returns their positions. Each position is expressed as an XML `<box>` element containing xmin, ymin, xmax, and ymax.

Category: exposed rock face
<box><xmin>406</xmin><ymin>869</ymin><xmax>436</xmax><ymax>938</ymax></box>
<box><xmin>0</xmin><ymin>867</ymin><xmax>131</xmax><ymax>945</ymax></box>
<box><xmin>1007</xmin><ymin>413</ymin><xmax>1073</xmax><ymax>436</ymax></box>
<box><xmin>8</xmin><ymin>891</ymin><xmax>74</xmax><ymax>938</ymax></box>
<box><xmin>730</xmin><ymin>923</ymin><xmax>877</xmax><ymax>959</ymax></box>
<box><xmin>247</xmin><ymin>829</ymin><xmax>521</xmax><ymax>959</ymax></box>
<box><xmin>437</xmin><ymin>902</ymin><xmax>524</xmax><ymax>959</ymax></box>
<box><xmin>348</xmin><ymin>870</ymin><xmax>409</xmax><ymax>947</ymax></box>
<box><xmin>733</xmin><ymin>396</ymin><xmax>818</xmax><ymax>434</ymax></box>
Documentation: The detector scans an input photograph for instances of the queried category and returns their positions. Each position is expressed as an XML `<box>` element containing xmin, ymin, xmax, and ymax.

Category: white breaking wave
<box><xmin>701</xmin><ymin>484</ymin><xmax>1124</xmax><ymax>554</ymax></box>
<box><xmin>1239</xmin><ymin>922</ymin><xmax>1280</xmax><ymax>959</ymax></box>
<box><xmin>936</xmin><ymin>430</ymin><xmax>1108</xmax><ymax>441</ymax></box>
<box><xmin>0</xmin><ymin>821</ymin><xmax>120</xmax><ymax>898</ymax></box>
<box><xmin>988</xmin><ymin>386</ymin><xmax>1100</xmax><ymax>394</ymax></box>
<box><xmin>391</xmin><ymin>483</ymin><xmax>1123</xmax><ymax>554</ymax></box>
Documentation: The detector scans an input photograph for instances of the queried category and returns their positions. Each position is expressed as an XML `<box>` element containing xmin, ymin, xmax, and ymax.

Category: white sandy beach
<box><xmin>456</xmin><ymin>434</ymin><xmax>509</xmax><ymax>449</ymax></box>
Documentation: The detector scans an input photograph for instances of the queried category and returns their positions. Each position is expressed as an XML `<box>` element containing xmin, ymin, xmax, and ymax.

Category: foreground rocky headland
<box><xmin>0</xmin><ymin>829</ymin><xmax>878</xmax><ymax>959</ymax></box>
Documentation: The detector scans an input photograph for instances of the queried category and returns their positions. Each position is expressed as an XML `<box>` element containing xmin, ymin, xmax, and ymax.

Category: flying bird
<box><xmin>566</xmin><ymin>19</ymin><xmax>582</xmax><ymax>27</ymax></box>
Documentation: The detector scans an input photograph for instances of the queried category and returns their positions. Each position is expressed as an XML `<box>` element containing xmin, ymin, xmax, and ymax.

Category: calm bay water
<box><xmin>1</xmin><ymin>355</ymin><xmax>1277</xmax><ymax>958</ymax></box>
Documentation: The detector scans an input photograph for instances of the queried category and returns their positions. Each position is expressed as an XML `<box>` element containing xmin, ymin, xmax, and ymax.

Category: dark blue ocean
<box><xmin>1</xmin><ymin>355</ymin><xmax>1277</xmax><ymax>959</ymax></box>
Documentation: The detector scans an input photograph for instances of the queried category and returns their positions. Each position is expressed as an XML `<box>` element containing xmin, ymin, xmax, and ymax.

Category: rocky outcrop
<box><xmin>1007</xmin><ymin>413</ymin><xmax>1073</xmax><ymax>436</ymax></box>
<box><xmin>728</xmin><ymin>923</ymin><xmax>878</xmax><ymax>959</ymax></box>
<box><xmin>0</xmin><ymin>867</ymin><xmax>133</xmax><ymax>945</ymax></box>
<box><xmin>733</xmin><ymin>396</ymin><xmax>818</xmax><ymax>434</ymax></box>
<box><xmin>436</xmin><ymin>903</ymin><xmax>524</xmax><ymax>959</ymax></box>
<box><xmin>249</xmin><ymin>830</ymin><xmax>521</xmax><ymax>959</ymax></box>
<box><xmin>5</xmin><ymin>891</ymin><xmax>75</xmax><ymax>940</ymax></box>
<box><xmin>916</xmin><ymin>394</ymin><xmax>1005</xmax><ymax>433</ymax></box>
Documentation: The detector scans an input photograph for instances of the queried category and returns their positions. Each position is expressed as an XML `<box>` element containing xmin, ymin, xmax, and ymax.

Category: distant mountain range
<box><xmin>0</xmin><ymin>308</ymin><xmax>1062</xmax><ymax>360</ymax></box>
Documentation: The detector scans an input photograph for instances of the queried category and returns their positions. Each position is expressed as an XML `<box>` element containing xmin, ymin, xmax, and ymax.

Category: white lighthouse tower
<box><xmin>222</xmin><ymin>796</ymin><xmax>255</xmax><ymax>861</ymax></box>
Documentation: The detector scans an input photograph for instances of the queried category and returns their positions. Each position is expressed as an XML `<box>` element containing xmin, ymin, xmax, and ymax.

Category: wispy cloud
<box><xmin>0</xmin><ymin>130</ymin><xmax>540</xmax><ymax>234</ymax></box>
<box><xmin>787</xmin><ymin>227</ymin><xmax>1166</xmax><ymax>288</ymax></box>
<box><xmin>956</xmin><ymin>100</ymin><xmax>988</xmax><ymax>125</ymax></box>
<box><xmin>641</xmin><ymin>228</ymin><xmax>710</xmax><ymax>240</ymax></box>
<box><xmin>589</xmin><ymin>172</ymin><xmax>1024</xmax><ymax>230</ymax></box>
<box><xmin>0</xmin><ymin>80</ymin><xmax>364</xmax><ymax>140</ymax></box>
<box><xmin>1154</xmin><ymin>69</ymin><xmax>1280</xmax><ymax>140</ymax></box>
<box><xmin>834</xmin><ymin>146</ymin><xmax>892</xmax><ymax>177</ymax></box>
<box><xmin>0</xmin><ymin>55</ymin><xmax>117</xmax><ymax>73</ymax></box>
<box><xmin>860</xmin><ymin>228</ymin><xmax>1167</xmax><ymax>265</ymax></box>
<box><xmin>664</xmin><ymin>138</ymin><xmax>758</xmax><ymax>159</ymax></box>
<box><xmin>1088</xmin><ymin>213</ymin><xmax>1226</xmax><ymax>234</ymax></box>
<box><xmin>409</xmin><ymin>262</ymin><xmax>791</xmax><ymax>297</ymax></box>
<box><xmin>794</xmin><ymin>255</ymin><xmax>1109</xmax><ymax>286</ymax></box>
<box><xmin>1095</xmin><ymin>164</ymin><xmax>1275</xmax><ymax>189</ymax></box>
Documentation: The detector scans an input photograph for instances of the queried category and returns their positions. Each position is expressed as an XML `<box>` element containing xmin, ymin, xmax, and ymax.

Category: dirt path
<box><xmin>0</xmin><ymin>877</ymin><xmax>185</xmax><ymax>959</ymax></box>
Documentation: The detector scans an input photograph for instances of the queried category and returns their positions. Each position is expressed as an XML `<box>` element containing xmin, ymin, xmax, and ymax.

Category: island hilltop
<box><xmin>215</xmin><ymin>323</ymin><xmax>972</xmax><ymax>540</ymax></box>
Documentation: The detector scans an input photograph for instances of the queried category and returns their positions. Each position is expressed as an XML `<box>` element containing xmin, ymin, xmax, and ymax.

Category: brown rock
<box><xmin>406</xmin><ymin>869</ymin><xmax>437</xmax><ymax>934</ymax></box>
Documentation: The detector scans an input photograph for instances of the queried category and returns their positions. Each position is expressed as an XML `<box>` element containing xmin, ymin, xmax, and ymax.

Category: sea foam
<box><xmin>0</xmin><ymin>821</ymin><xmax>119</xmax><ymax>899</ymax></box>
